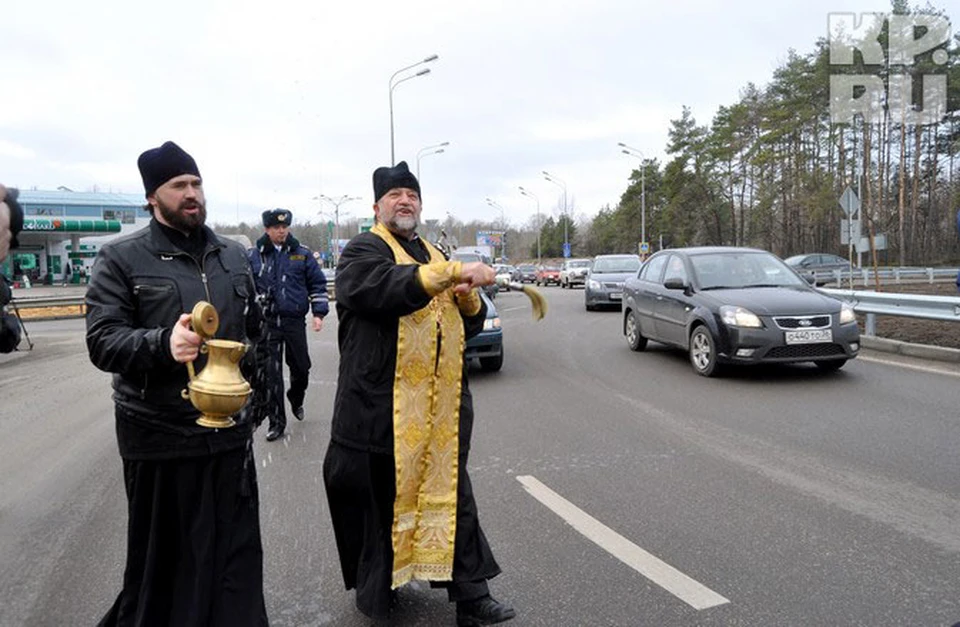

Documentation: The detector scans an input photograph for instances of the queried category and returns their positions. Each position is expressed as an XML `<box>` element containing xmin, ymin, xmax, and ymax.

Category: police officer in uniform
<box><xmin>248</xmin><ymin>208</ymin><xmax>329</xmax><ymax>441</ymax></box>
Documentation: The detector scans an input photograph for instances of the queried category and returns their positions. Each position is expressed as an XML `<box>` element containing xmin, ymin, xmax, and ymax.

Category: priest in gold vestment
<box><xmin>323</xmin><ymin>162</ymin><xmax>516</xmax><ymax>626</ymax></box>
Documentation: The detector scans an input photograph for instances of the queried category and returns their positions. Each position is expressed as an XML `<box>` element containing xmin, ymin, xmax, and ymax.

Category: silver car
<box><xmin>585</xmin><ymin>254</ymin><xmax>641</xmax><ymax>310</ymax></box>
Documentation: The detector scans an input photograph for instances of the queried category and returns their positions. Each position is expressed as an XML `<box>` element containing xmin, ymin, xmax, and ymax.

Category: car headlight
<box><xmin>719</xmin><ymin>305</ymin><xmax>763</xmax><ymax>328</ymax></box>
<box><xmin>839</xmin><ymin>302</ymin><xmax>856</xmax><ymax>324</ymax></box>
<box><xmin>588</xmin><ymin>280</ymin><xmax>601</xmax><ymax>290</ymax></box>
<box><xmin>483</xmin><ymin>317</ymin><xmax>501</xmax><ymax>330</ymax></box>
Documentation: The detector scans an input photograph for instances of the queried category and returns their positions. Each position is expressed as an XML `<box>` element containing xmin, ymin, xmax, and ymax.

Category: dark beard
<box><xmin>156</xmin><ymin>197</ymin><xmax>206</xmax><ymax>233</ymax></box>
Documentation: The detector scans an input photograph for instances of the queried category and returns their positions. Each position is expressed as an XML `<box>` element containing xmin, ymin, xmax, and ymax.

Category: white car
<box><xmin>494</xmin><ymin>264</ymin><xmax>516</xmax><ymax>290</ymax></box>
<box><xmin>559</xmin><ymin>258</ymin><xmax>593</xmax><ymax>288</ymax></box>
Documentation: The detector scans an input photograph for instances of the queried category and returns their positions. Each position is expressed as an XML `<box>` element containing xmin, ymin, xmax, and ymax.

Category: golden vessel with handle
<box><xmin>181</xmin><ymin>301</ymin><xmax>252</xmax><ymax>429</ymax></box>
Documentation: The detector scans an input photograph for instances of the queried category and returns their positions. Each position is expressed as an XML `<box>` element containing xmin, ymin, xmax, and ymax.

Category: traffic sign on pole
<box><xmin>840</xmin><ymin>219</ymin><xmax>861</xmax><ymax>244</ymax></box>
<box><xmin>839</xmin><ymin>186</ymin><xmax>860</xmax><ymax>217</ymax></box>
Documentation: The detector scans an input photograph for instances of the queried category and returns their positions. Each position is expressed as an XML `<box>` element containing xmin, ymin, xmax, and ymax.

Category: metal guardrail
<box><xmin>813</xmin><ymin>266</ymin><xmax>959</xmax><ymax>287</ymax></box>
<box><xmin>819</xmin><ymin>287</ymin><xmax>960</xmax><ymax>336</ymax></box>
<box><xmin>12</xmin><ymin>295</ymin><xmax>87</xmax><ymax>309</ymax></box>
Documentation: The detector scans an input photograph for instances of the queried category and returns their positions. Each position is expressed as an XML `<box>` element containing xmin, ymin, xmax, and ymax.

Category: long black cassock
<box><xmin>86</xmin><ymin>222</ymin><xmax>268</xmax><ymax>627</ymax></box>
<box><xmin>323</xmin><ymin>231</ymin><xmax>501</xmax><ymax>620</ymax></box>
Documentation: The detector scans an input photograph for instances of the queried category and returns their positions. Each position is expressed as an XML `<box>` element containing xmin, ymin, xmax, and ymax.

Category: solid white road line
<box><xmin>857</xmin><ymin>354</ymin><xmax>960</xmax><ymax>377</ymax></box>
<box><xmin>517</xmin><ymin>475</ymin><xmax>730</xmax><ymax>611</ymax></box>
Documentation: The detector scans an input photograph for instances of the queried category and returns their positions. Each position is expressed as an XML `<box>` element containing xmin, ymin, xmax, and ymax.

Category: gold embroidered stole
<box><xmin>371</xmin><ymin>222</ymin><xmax>463</xmax><ymax>587</ymax></box>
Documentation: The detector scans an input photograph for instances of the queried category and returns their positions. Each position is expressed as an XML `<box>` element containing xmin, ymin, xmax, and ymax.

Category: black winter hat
<box><xmin>373</xmin><ymin>161</ymin><xmax>421</xmax><ymax>202</ymax></box>
<box><xmin>137</xmin><ymin>141</ymin><xmax>201</xmax><ymax>198</ymax></box>
<box><xmin>262</xmin><ymin>208</ymin><xmax>293</xmax><ymax>227</ymax></box>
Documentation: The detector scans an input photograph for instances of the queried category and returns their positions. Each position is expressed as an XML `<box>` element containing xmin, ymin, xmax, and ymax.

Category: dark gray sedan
<box><xmin>622</xmin><ymin>247</ymin><xmax>860</xmax><ymax>376</ymax></box>
<box><xmin>584</xmin><ymin>254</ymin><xmax>642</xmax><ymax>310</ymax></box>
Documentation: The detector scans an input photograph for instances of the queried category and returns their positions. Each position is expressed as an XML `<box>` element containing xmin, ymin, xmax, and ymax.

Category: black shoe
<box><xmin>293</xmin><ymin>406</ymin><xmax>305</xmax><ymax>421</ymax></box>
<box><xmin>456</xmin><ymin>595</ymin><xmax>516</xmax><ymax>626</ymax></box>
<box><xmin>265</xmin><ymin>428</ymin><xmax>283</xmax><ymax>442</ymax></box>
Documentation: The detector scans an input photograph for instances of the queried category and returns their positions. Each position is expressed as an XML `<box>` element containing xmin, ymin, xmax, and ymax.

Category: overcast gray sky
<box><xmin>2</xmin><ymin>0</ymin><xmax>907</xmax><ymax>229</ymax></box>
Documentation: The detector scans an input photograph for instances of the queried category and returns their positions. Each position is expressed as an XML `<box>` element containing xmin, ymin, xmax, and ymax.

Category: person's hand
<box><xmin>312</xmin><ymin>316</ymin><xmax>323</xmax><ymax>332</ymax></box>
<box><xmin>170</xmin><ymin>313</ymin><xmax>203</xmax><ymax>363</ymax></box>
<box><xmin>454</xmin><ymin>262</ymin><xmax>496</xmax><ymax>294</ymax></box>
<box><xmin>0</xmin><ymin>184</ymin><xmax>10</xmax><ymax>263</ymax></box>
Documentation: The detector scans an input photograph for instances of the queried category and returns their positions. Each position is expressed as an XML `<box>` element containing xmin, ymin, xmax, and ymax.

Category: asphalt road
<box><xmin>2</xmin><ymin>287</ymin><xmax>959</xmax><ymax>626</ymax></box>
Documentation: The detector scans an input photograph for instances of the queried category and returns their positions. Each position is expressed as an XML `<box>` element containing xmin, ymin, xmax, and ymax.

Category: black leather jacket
<box><xmin>86</xmin><ymin>220</ymin><xmax>262</xmax><ymax>459</ymax></box>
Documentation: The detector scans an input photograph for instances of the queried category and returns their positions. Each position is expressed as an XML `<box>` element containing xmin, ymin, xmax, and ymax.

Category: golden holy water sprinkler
<box><xmin>180</xmin><ymin>301</ymin><xmax>252</xmax><ymax>429</ymax></box>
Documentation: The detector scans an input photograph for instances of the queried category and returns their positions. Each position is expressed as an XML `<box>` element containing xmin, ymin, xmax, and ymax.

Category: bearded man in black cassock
<box><xmin>323</xmin><ymin>161</ymin><xmax>516</xmax><ymax>626</ymax></box>
<box><xmin>86</xmin><ymin>141</ymin><xmax>268</xmax><ymax>626</ymax></box>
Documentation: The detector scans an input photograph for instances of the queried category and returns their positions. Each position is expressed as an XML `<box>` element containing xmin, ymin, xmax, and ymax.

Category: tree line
<box><xmin>584</xmin><ymin>1</ymin><xmax>959</xmax><ymax>266</ymax></box>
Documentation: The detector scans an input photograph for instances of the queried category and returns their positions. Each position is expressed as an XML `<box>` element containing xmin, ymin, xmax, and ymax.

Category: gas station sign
<box><xmin>22</xmin><ymin>218</ymin><xmax>121</xmax><ymax>233</ymax></box>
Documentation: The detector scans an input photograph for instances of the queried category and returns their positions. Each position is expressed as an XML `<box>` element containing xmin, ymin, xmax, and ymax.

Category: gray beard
<box><xmin>388</xmin><ymin>214</ymin><xmax>418</xmax><ymax>238</ymax></box>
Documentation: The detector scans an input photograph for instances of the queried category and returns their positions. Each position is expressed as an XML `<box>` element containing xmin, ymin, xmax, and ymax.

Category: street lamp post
<box><xmin>316</xmin><ymin>194</ymin><xmax>360</xmax><ymax>266</ymax></box>
<box><xmin>416</xmin><ymin>141</ymin><xmax>450</xmax><ymax>179</ymax></box>
<box><xmin>485</xmin><ymin>197</ymin><xmax>506</xmax><ymax>261</ymax></box>
<box><xmin>618</xmin><ymin>142</ymin><xmax>647</xmax><ymax>254</ymax></box>
<box><xmin>518</xmin><ymin>186</ymin><xmax>541</xmax><ymax>266</ymax></box>
<box><xmin>389</xmin><ymin>54</ymin><xmax>439</xmax><ymax>165</ymax></box>
<box><xmin>542</xmin><ymin>171</ymin><xmax>568</xmax><ymax>257</ymax></box>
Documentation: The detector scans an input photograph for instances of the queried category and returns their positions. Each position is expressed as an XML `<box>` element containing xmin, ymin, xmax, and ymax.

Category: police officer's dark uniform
<box><xmin>248</xmin><ymin>209</ymin><xmax>329</xmax><ymax>441</ymax></box>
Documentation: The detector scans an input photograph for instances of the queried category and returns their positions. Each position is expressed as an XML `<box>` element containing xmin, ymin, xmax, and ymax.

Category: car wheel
<box><xmin>689</xmin><ymin>325</ymin><xmax>721</xmax><ymax>377</ymax></box>
<box><xmin>814</xmin><ymin>359</ymin><xmax>846</xmax><ymax>371</ymax></box>
<box><xmin>480</xmin><ymin>348</ymin><xmax>503</xmax><ymax>372</ymax></box>
<box><xmin>625</xmin><ymin>311</ymin><xmax>647</xmax><ymax>351</ymax></box>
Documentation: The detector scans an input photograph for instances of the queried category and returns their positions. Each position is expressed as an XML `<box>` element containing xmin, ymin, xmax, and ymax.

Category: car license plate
<box><xmin>784</xmin><ymin>329</ymin><xmax>832</xmax><ymax>344</ymax></box>
<box><xmin>610</xmin><ymin>292</ymin><xmax>622</xmax><ymax>300</ymax></box>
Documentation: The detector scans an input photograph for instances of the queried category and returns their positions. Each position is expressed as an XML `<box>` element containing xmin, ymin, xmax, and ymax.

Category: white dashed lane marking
<box><xmin>517</xmin><ymin>475</ymin><xmax>730</xmax><ymax>611</ymax></box>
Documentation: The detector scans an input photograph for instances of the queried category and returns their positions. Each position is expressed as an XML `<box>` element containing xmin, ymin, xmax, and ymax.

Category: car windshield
<box><xmin>592</xmin><ymin>257</ymin><xmax>640</xmax><ymax>273</ymax></box>
<box><xmin>783</xmin><ymin>255</ymin><xmax>806</xmax><ymax>265</ymax></box>
<box><xmin>568</xmin><ymin>260</ymin><xmax>591</xmax><ymax>268</ymax></box>
<box><xmin>692</xmin><ymin>252</ymin><xmax>806</xmax><ymax>289</ymax></box>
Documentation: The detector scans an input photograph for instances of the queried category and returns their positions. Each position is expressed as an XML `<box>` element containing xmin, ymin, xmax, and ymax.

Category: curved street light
<box><xmin>618</xmin><ymin>142</ymin><xmax>647</xmax><ymax>254</ymax></box>
<box><xmin>316</xmin><ymin>194</ymin><xmax>360</xmax><ymax>266</ymax></box>
<box><xmin>542</xmin><ymin>171</ymin><xmax>569</xmax><ymax>257</ymax></box>
<box><xmin>485</xmin><ymin>197</ymin><xmax>507</xmax><ymax>260</ymax></box>
<box><xmin>518</xmin><ymin>186</ymin><xmax>541</xmax><ymax>266</ymax></box>
<box><xmin>389</xmin><ymin>55</ymin><xmax>439</xmax><ymax>165</ymax></box>
<box><xmin>416</xmin><ymin>141</ymin><xmax>450</xmax><ymax>179</ymax></box>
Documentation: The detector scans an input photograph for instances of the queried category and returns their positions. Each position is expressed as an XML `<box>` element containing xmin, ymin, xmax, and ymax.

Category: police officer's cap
<box><xmin>262</xmin><ymin>208</ymin><xmax>293</xmax><ymax>227</ymax></box>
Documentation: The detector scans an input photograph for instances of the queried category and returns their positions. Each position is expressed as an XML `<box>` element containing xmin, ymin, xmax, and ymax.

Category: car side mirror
<box><xmin>663</xmin><ymin>277</ymin><xmax>687</xmax><ymax>290</ymax></box>
<box><xmin>803</xmin><ymin>273</ymin><xmax>817</xmax><ymax>285</ymax></box>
